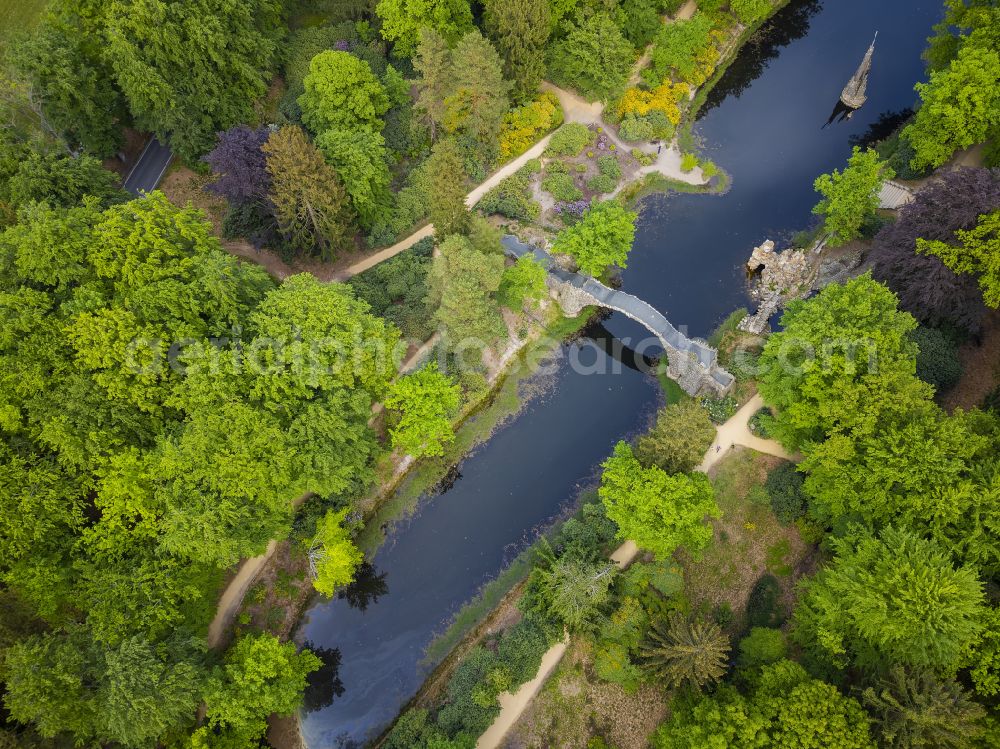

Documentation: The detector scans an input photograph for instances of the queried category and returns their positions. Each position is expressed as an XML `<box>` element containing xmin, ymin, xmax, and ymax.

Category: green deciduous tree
<box><xmin>376</xmin><ymin>0</ymin><xmax>474</xmax><ymax>57</ymax></box>
<box><xmin>310</xmin><ymin>508</ymin><xmax>364</xmax><ymax>597</ymax></box>
<box><xmin>484</xmin><ymin>0</ymin><xmax>551</xmax><ymax>102</ymax></box>
<box><xmin>640</xmin><ymin>614</ymin><xmax>730</xmax><ymax>690</ymax></box>
<box><xmin>551</xmin><ymin>199</ymin><xmax>636</xmax><ymax>277</ymax></box>
<box><xmin>599</xmin><ymin>441</ymin><xmax>719</xmax><ymax>560</ymax></box>
<box><xmin>204</xmin><ymin>633</ymin><xmax>321</xmax><ymax>741</ymax></box>
<box><xmin>792</xmin><ymin>527</ymin><xmax>985</xmax><ymax>671</ymax></box>
<box><xmin>106</xmin><ymin>0</ymin><xmax>282</xmax><ymax>160</ymax></box>
<box><xmin>427</xmin><ymin>234</ymin><xmax>506</xmax><ymax>346</ymax></box>
<box><xmin>812</xmin><ymin>146</ymin><xmax>893</xmax><ymax>246</ymax></box>
<box><xmin>263</xmin><ymin>125</ymin><xmax>356</xmax><ymax>259</ymax></box>
<box><xmin>546</xmin><ymin>12</ymin><xmax>633</xmax><ymax>102</ymax></box>
<box><xmin>635</xmin><ymin>400</ymin><xmax>717</xmax><ymax>474</ymax></box>
<box><xmin>903</xmin><ymin>41</ymin><xmax>1000</xmax><ymax>171</ymax></box>
<box><xmin>315</xmin><ymin>127</ymin><xmax>393</xmax><ymax>230</ymax></box>
<box><xmin>498</xmin><ymin>254</ymin><xmax>547</xmax><ymax>310</ymax></box>
<box><xmin>385</xmin><ymin>362</ymin><xmax>461</xmax><ymax>457</ymax></box>
<box><xmin>918</xmin><ymin>209</ymin><xmax>1000</xmax><ymax>307</ymax></box>
<box><xmin>298</xmin><ymin>51</ymin><xmax>390</xmax><ymax>134</ymax></box>
<box><xmin>6</xmin><ymin>16</ymin><xmax>124</xmax><ymax>156</ymax></box>
<box><xmin>651</xmin><ymin>659</ymin><xmax>876</xmax><ymax>749</ymax></box>
<box><xmin>425</xmin><ymin>138</ymin><xmax>471</xmax><ymax>236</ymax></box>
<box><xmin>731</xmin><ymin>0</ymin><xmax>773</xmax><ymax>24</ymax></box>
<box><xmin>862</xmin><ymin>667</ymin><xmax>986</xmax><ymax>749</ymax></box>
<box><xmin>756</xmin><ymin>274</ymin><xmax>926</xmax><ymax>450</ymax></box>
<box><xmin>7</xmin><ymin>151</ymin><xmax>124</xmax><ymax>210</ymax></box>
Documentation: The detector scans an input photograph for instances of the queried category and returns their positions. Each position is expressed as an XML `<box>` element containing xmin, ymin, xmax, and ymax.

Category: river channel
<box><xmin>298</xmin><ymin>1</ymin><xmax>942</xmax><ymax>744</ymax></box>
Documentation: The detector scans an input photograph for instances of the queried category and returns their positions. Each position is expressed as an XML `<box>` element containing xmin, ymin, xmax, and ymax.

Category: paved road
<box><xmin>123</xmin><ymin>137</ymin><xmax>173</xmax><ymax>195</ymax></box>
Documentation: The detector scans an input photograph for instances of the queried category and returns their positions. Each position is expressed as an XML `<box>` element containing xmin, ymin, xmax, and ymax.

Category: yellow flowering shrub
<box><xmin>498</xmin><ymin>92</ymin><xmax>564</xmax><ymax>162</ymax></box>
<box><xmin>616</xmin><ymin>81</ymin><xmax>689</xmax><ymax>124</ymax></box>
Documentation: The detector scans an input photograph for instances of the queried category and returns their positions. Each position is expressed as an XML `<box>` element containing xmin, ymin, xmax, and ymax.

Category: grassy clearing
<box><xmin>0</xmin><ymin>0</ymin><xmax>46</xmax><ymax>45</ymax></box>
<box><xmin>679</xmin><ymin>448</ymin><xmax>811</xmax><ymax>632</ymax></box>
<box><xmin>508</xmin><ymin>637</ymin><xmax>670</xmax><ymax>749</ymax></box>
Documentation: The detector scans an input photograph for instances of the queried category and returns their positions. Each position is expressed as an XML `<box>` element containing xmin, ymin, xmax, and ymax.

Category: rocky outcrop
<box><xmin>740</xmin><ymin>240</ymin><xmax>816</xmax><ymax>334</ymax></box>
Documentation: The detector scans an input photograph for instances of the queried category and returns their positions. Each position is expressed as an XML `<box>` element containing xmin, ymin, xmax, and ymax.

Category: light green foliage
<box><xmin>918</xmin><ymin>209</ymin><xmax>1000</xmax><ymax>307</ymax></box>
<box><xmin>793</xmin><ymin>527</ymin><xmax>985</xmax><ymax>670</ymax></box>
<box><xmin>107</xmin><ymin>0</ymin><xmax>281</xmax><ymax>160</ymax></box>
<box><xmin>264</xmin><ymin>125</ymin><xmax>356</xmax><ymax>259</ymax></box>
<box><xmin>597</xmin><ymin>154</ymin><xmax>622</xmax><ymax>180</ymax></box>
<box><xmin>376</xmin><ymin>0</ymin><xmax>474</xmax><ymax>56</ymax></box>
<box><xmin>812</xmin><ymin>147</ymin><xmax>893</xmax><ymax>246</ymax></box>
<box><xmin>737</xmin><ymin>627</ymin><xmax>787</xmax><ymax>669</ymax></box>
<box><xmin>640</xmin><ymin>614</ymin><xmax>730</xmax><ymax>690</ymax></box>
<box><xmin>587</xmin><ymin>174</ymin><xmax>617</xmax><ymax>193</ymax></box>
<box><xmin>425</xmin><ymin>138</ymin><xmax>471</xmax><ymax>236</ymax></box>
<box><xmin>427</xmin><ymin>234</ymin><xmax>506</xmax><ymax>345</ymax></box>
<box><xmin>442</xmin><ymin>31</ymin><xmax>512</xmax><ymax>164</ymax></box>
<box><xmin>599</xmin><ymin>441</ymin><xmax>719</xmax><ymax>560</ymax></box>
<box><xmin>385</xmin><ymin>362</ymin><xmax>461</xmax><ymax>457</ymax></box>
<box><xmin>299</xmin><ymin>51</ymin><xmax>390</xmax><ymax>134</ymax></box>
<box><xmin>861</xmin><ymin>666</ymin><xmax>985</xmax><ymax>749</ymax></box>
<box><xmin>2</xmin><ymin>628</ymin><xmax>204</xmax><ymax>747</ymax></box>
<box><xmin>594</xmin><ymin>596</ymin><xmax>649</xmax><ymax>691</ymax></box>
<box><xmin>730</xmin><ymin>0</ymin><xmax>773</xmax><ymax>24</ymax></box>
<box><xmin>315</xmin><ymin>127</ymin><xmax>393</xmax><ymax>230</ymax></box>
<box><xmin>649</xmin><ymin>12</ymin><xmax>714</xmax><ymax>85</ymax></box>
<box><xmin>311</xmin><ymin>508</ymin><xmax>364</xmax><ymax>596</ymax></box>
<box><xmin>904</xmin><ymin>38</ymin><xmax>1000</xmax><ymax>170</ymax></box>
<box><xmin>635</xmin><ymin>400</ymin><xmax>717</xmax><ymax>474</ymax></box>
<box><xmin>551</xmin><ymin>199</ymin><xmax>637</xmax><ymax>277</ymax></box>
<box><xmin>545</xmin><ymin>12</ymin><xmax>633</xmax><ymax>101</ymax></box>
<box><xmin>7</xmin><ymin>151</ymin><xmax>124</xmax><ymax>211</ymax></box>
<box><xmin>484</xmin><ymin>0</ymin><xmax>550</xmax><ymax>102</ymax></box>
<box><xmin>545</xmin><ymin>124</ymin><xmax>595</xmax><ymax>157</ymax></box>
<box><xmin>528</xmin><ymin>555</ymin><xmax>615</xmax><ymax>632</ymax></box>
<box><xmin>756</xmin><ymin>275</ymin><xmax>925</xmax><ymax>450</ymax></box>
<box><xmin>6</xmin><ymin>16</ymin><xmax>124</xmax><ymax>155</ymax></box>
<box><xmin>651</xmin><ymin>660</ymin><xmax>875</xmax><ymax>749</ymax></box>
<box><xmin>498</xmin><ymin>255</ymin><xmax>547</xmax><ymax>310</ymax></box>
<box><xmin>680</xmin><ymin>153</ymin><xmax>698</xmax><ymax>172</ymax></box>
<box><xmin>204</xmin><ymin>634</ymin><xmax>321</xmax><ymax>741</ymax></box>
<box><xmin>966</xmin><ymin>606</ymin><xmax>1000</xmax><ymax>698</ymax></box>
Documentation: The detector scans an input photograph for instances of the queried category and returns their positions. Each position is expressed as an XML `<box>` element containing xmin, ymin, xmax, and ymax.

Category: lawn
<box><xmin>0</xmin><ymin>0</ymin><xmax>47</xmax><ymax>45</ymax></box>
<box><xmin>679</xmin><ymin>448</ymin><xmax>814</xmax><ymax>632</ymax></box>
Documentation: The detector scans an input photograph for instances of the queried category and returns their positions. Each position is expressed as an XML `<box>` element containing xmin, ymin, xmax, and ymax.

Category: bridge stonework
<box><xmin>502</xmin><ymin>235</ymin><xmax>733</xmax><ymax>396</ymax></box>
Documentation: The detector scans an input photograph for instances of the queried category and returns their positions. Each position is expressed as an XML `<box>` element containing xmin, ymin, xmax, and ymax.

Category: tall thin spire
<box><xmin>840</xmin><ymin>32</ymin><xmax>877</xmax><ymax>109</ymax></box>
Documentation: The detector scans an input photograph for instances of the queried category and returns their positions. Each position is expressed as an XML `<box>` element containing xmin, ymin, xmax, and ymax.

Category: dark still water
<box><xmin>299</xmin><ymin>1</ymin><xmax>941</xmax><ymax>745</ymax></box>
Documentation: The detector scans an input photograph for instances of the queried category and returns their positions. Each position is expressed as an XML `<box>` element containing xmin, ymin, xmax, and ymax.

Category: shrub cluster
<box><xmin>348</xmin><ymin>237</ymin><xmax>435</xmax><ymax>340</ymax></box>
<box><xmin>545</xmin><ymin>124</ymin><xmax>595</xmax><ymax>157</ymax></box>
<box><xmin>498</xmin><ymin>92</ymin><xmax>564</xmax><ymax>162</ymax></box>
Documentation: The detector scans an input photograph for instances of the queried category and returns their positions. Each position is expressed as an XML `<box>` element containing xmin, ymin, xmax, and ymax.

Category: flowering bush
<box><xmin>498</xmin><ymin>92</ymin><xmax>564</xmax><ymax>162</ymax></box>
<box><xmin>554</xmin><ymin>199</ymin><xmax>590</xmax><ymax>218</ymax></box>
<box><xmin>617</xmin><ymin>81</ymin><xmax>688</xmax><ymax>124</ymax></box>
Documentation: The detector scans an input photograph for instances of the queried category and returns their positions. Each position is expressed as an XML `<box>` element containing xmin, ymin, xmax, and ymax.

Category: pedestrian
<box><xmin>715</xmin><ymin>444</ymin><xmax>720</xmax><ymax>453</ymax></box>
<box><xmin>657</xmin><ymin>145</ymin><xmax>662</xmax><ymax>154</ymax></box>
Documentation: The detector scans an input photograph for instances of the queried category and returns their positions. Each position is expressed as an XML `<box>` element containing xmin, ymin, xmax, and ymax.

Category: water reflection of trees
<box><xmin>302</xmin><ymin>644</ymin><xmax>345</xmax><ymax>713</ymax></box>
<box><xmin>848</xmin><ymin>108</ymin><xmax>914</xmax><ymax>148</ymax></box>
<box><xmin>336</xmin><ymin>561</ymin><xmax>388</xmax><ymax>612</ymax></box>
<box><xmin>699</xmin><ymin>0</ymin><xmax>822</xmax><ymax>118</ymax></box>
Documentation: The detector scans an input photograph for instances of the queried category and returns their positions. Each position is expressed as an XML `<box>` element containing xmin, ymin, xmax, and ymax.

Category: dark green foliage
<box><xmin>764</xmin><ymin>463</ymin><xmax>806</xmax><ymax>525</ymax></box>
<box><xmin>587</xmin><ymin>174</ymin><xmax>617</xmax><ymax>193</ymax></box>
<box><xmin>477</xmin><ymin>167</ymin><xmax>539</xmax><ymax>221</ymax></box>
<box><xmin>546</xmin><ymin>13</ymin><xmax>633</xmax><ymax>101</ymax></box>
<box><xmin>545</xmin><ymin>124</ymin><xmax>594</xmax><ymax>157</ymax></box>
<box><xmin>746</xmin><ymin>573</ymin><xmax>785</xmax><ymax>629</ymax></box>
<box><xmin>748</xmin><ymin>406</ymin><xmax>774</xmax><ymax>438</ymax></box>
<box><xmin>221</xmin><ymin>201</ymin><xmax>282</xmax><ymax>251</ymax></box>
<box><xmin>552</xmin><ymin>501</ymin><xmax>619</xmax><ymax>563</ymax></box>
<box><xmin>862</xmin><ymin>667</ymin><xmax>986</xmax><ymax>749</ymax></box>
<box><xmin>639</xmin><ymin>614</ymin><xmax>730</xmax><ymax>690</ymax></box>
<box><xmin>542</xmin><ymin>171</ymin><xmax>583</xmax><ymax>201</ymax></box>
<box><xmin>348</xmin><ymin>238</ymin><xmax>435</xmax><ymax>340</ymax></box>
<box><xmin>911</xmin><ymin>326</ymin><xmax>963</xmax><ymax>392</ymax></box>
<box><xmin>617</xmin><ymin>0</ymin><xmax>664</xmax><ymax>50</ymax></box>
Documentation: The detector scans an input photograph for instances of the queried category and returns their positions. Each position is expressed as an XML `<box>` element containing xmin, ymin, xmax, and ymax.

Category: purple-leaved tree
<box><xmin>870</xmin><ymin>167</ymin><xmax>1000</xmax><ymax>336</ymax></box>
<box><xmin>203</xmin><ymin>125</ymin><xmax>272</xmax><ymax>206</ymax></box>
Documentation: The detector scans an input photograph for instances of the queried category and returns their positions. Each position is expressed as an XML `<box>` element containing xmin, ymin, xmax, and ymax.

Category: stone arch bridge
<box><xmin>502</xmin><ymin>236</ymin><xmax>734</xmax><ymax>396</ymax></box>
